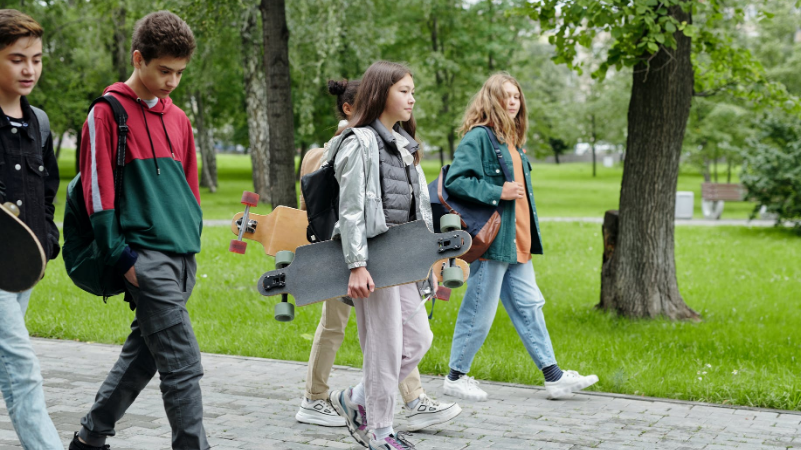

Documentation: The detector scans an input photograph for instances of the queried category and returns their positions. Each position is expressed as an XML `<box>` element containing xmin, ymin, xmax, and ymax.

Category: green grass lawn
<box><xmin>54</xmin><ymin>149</ymin><xmax>758</xmax><ymax>221</ymax></box>
<box><xmin>36</xmin><ymin>149</ymin><xmax>798</xmax><ymax>410</ymax></box>
<box><xmin>27</xmin><ymin>222</ymin><xmax>801</xmax><ymax>410</ymax></box>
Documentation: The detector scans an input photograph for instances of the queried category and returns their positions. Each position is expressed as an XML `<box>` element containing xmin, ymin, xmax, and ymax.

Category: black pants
<box><xmin>79</xmin><ymin>248</ymin><xmax>208</xmax><ymax>450</ymax></box>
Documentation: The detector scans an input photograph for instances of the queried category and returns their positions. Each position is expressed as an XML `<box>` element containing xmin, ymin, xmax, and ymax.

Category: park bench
<box><xmin>701</xmin><ymin>183</ymin><xmax>744</xmax><ymax>220</ymax></box>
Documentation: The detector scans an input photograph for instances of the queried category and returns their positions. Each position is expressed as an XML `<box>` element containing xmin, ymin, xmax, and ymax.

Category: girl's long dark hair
<box><xmin>339</xmin><ymin>61</ymin><xmax>419</xmax><ymax>164</ymax></box>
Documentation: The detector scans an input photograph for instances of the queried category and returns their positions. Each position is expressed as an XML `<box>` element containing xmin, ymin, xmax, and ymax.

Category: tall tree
<box><xmin>241</xmin><ymin>2</ymin><xmax>270</xmax><ymax>203</ymax></box>
<box><xmin>523</xmin><ymin>0</ymin><xmax>798</xmax><ymax>319</ymax></box>
<box><xmin>261</xmin><ymin>0</ymin><xmax>297</xmax><ymax>208</ymax></box>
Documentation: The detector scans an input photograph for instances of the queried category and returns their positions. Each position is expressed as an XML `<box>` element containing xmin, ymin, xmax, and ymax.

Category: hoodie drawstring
<box><xmin>138</xmin><ymin>99</ymin><xmax>161</xmax><ymax>176</ymax></box>
<box><xmin>158</xmin><ymin>114</ymin><xmax>176</xmax><ymax>159</ymax></box>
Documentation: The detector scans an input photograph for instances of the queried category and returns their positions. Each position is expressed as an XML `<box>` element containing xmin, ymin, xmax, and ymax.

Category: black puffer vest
<box><xmin>366</xmin><ymin>120</ymin><xmax>420</xmax><ymax>226</ymax></box>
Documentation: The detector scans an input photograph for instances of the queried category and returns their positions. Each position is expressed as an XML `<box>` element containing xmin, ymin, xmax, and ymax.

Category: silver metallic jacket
<box><xmin>323</xmin><ymin>127</ymin><xmax>433</xmax><ymax>270</ymax></box>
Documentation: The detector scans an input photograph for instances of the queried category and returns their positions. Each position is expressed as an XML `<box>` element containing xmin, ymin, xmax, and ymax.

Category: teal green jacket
<box><xmin>444</xmin><ymin>127</ymin><xmax>543</xmax><ymax>262</ymax></box>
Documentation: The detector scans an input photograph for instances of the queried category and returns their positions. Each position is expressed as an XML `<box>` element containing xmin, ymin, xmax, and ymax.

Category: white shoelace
<box><xmin>418</xmin><ymin>394</ymin><xmax>440</xmax><ymax>408</ymax></box>
<box><xmin>461</xmin><ymin>375</ymin><xmax>481</xmax><ymax>388</ymax></box>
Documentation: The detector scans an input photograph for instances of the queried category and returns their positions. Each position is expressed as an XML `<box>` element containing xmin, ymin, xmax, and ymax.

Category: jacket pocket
<box><xmin>24</xmin><ymin>155</ymin><xmax>46</xmax><ymax>208</ymax></box>
<box><xmin>364</xmin><ymin>193</ymin><xmax>388</xmax><ymax>238</ymax></box>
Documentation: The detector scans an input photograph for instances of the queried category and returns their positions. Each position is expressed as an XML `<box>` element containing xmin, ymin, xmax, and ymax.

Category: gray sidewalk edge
<box><xmin>37</xmin><ymin>337</ymin><xmax>801</xmax><ymax>417</ymax></box>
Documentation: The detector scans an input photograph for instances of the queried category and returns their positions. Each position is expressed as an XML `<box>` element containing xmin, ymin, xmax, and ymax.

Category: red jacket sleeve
<box><xmin>80</xmin><ymin>103</ymin><xmax>117</xmax><ymax>214</ymax></box>
<box><xmin>183</xmin><ymin>117</ymin><xmax>200</xmax><ymax>205</ymax></box>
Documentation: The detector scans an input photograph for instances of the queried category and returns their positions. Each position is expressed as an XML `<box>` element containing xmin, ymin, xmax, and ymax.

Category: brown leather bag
<box><xmin>437</xmin><ymin>173</ymin><xmax>502</xmax><ymax>263</ymax></box>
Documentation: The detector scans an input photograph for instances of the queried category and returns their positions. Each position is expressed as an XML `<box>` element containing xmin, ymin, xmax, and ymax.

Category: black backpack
<box><xmin>300</xmin><ymin>128</ymin><xmax>362</xmax><ymax>243</ymax></box>
<box><xmin>62</xmin><ymin>94</ymin><xmax>129</xmax><ymax>299</ymax></box>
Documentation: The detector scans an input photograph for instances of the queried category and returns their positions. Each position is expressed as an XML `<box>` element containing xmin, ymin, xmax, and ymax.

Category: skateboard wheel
<box><xmin>229</xmin><ymin>239</ymin><xmax>247</xmax><ymax>254</ymax></box>
<box><xmin>275</xmin><ymin>250</ymin><xmax>294</xmax><ymax>269</ymax></box>
<box><xmin>240</xmin><ymin>191</ymin><xmax>260</xmax><ymax>207</ymax></box>
<box><xmin>2</xmin><ymin>202</ymin><xmax>20</xmax><ymax>217</ymax></box>
<box><xmin>442</xmin><ymin>266</ymin><xmax>464</xmax><ymax>289</ymax></box>
<box><xmin>440</xmin><ymin>214</ymin><xmax>461</xmax><ymax>232</ymax></box>
<box><xmin>275</xmin><ymin>301</ymin><xmax>295</xmax><ymax>322</ymax></box>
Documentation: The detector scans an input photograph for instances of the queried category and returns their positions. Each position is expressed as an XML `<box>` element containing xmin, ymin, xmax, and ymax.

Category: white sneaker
<box><xmin>403</xmin><ymin>393</ymin><xmax>462</xmax><ymax>431</ymax></box>
<box><xmin>295</xmin><ymin>398</ymin><xmax>346</xmax><ymax>427</ymax></box>
<box><xmin>443</xmin><ymin>375</ymin><xmax>488</xmax><ymax>401</ymax></box>
<box><xmin>544</xmin><ymin>370</ymin><xmax>599</xmax><ymax>399</ymax></box>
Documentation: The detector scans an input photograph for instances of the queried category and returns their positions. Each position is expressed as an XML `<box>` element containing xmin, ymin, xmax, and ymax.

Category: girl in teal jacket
<box><xmin>442</xmin><ymin>73</ymin><xmax>599</xmax><ymax>401</ymax></box>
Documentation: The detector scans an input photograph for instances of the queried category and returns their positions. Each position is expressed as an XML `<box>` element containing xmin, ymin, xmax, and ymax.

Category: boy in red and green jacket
<box><xmin>70</xmin><ymin>11</ymin><xmax>208</xmax><ymax>450</ymax></box>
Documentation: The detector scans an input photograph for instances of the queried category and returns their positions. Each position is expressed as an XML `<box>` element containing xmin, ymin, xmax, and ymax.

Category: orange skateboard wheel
<box><xmin>240</xmin><ymin>191</ymin><xmax>260</xmax><ymax>207</ymax></box>
<box><xmin>229</xmin><ymin>239</ymin><xmax>247</xmax><ymax>254</ymax></box>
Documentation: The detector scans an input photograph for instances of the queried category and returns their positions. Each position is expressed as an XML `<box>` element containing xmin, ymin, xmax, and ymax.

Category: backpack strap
<box><xmin>476</xmin><ymin>126</ymin><xmax>513</xmax><ymax>182</ymax></box>
<box><xmin>88</xmin><ymin>94</ymin><xmax>128</xmax><ymax>211</ymax></box>
<box><xmin>30</xmin><ymin>106</ymin><xmax>50</xmax><ymax>149</ymax></box>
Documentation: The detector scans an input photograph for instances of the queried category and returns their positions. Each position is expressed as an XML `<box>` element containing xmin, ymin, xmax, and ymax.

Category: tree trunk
<box><xmin>191</xmin><ymin>93</ymin><xmax>217</xmax><ymax>193</ymax></box>
<box><xmin>447</xmin><ymin>128</ymin><xmax>455</xmax><ymax>161</ymax></box>
<box><xmin>112</xmin><ymin>6</ymin><xmax>128</xmax><ymax>82</ymax></box>
<box><xmin>713</xmin><ymin>146</ymin><xmax>719</xmax><ymax>183</ymax></box>
<box><xmin>554</xmin><ymin>151</ymin><xmax>560</xmax><ymax>164</ymax></box>
<box><xmin>75</xmin><ymin>129</ymin><xmax>81</xmax><ymax>174</ymax></box>
<box><xmin>726</xmin><ymin>157</ymin><xmax>732</xmax><ymax>184</ymax></box>
<box><xmin>260</xmin><ymin>0</ymin><xmax>297</xmax><ymax>208</ymax></box>
<box><xmin>241</xmin><ymin>3</ymin><xmax>271</xmax><ymax>204</ymax></box>
<box><xmin>55</xmin><ymin>130</ymin><xmax>65</xmax><ymax>161</ymax></box>
<box><xmin>296</xmin><ymin>142</ymin><xmax>307</xmax><ymax>181</ymax></box>
<box><xmin>599</xmin><ymin>210</ymin><xmax>619</xmax><ymax>310</ymax></box>
<box><xmin>598</xmin><ymin>5</ymin><xmax>700</xmax><ymax>320</ymax></box>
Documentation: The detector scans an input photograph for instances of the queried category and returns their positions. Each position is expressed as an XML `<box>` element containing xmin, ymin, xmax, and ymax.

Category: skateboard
<box><xmin>0</xmin><ymin>202</ymin><xmax>46</xmax><ymax>292</ymax></box>
<box><xmin>229</xmin><ymin>191</ymin><xmax>309</xmax><ymax>256</ymax></box>
<box><xmin>258</xmin><ymin>215</ymin><xmax>471</xmax><ymax>321</ymax></box>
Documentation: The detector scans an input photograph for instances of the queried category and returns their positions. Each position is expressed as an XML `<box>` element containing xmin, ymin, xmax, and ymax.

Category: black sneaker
<box><xmin>69</xmin><ymin>432</ymin><xmax>110</xmax><ymax>450</ymax></box>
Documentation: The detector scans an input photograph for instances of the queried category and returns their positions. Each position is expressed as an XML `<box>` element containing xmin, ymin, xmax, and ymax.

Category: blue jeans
<box><xmin>449</xmin><ymin>259</ymin><xmax>557</xmax><ymax>373</ymax></box>
<box><xmin>0</xmin><ymin>289</ymin><xmax>62</xmax><ymax>449</ymax></box>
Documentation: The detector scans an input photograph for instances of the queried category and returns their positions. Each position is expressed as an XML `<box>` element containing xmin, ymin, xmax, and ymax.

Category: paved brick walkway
<box><xmin>1</xmin><ymin>339</ymin><xmax>799</xmax><ymax>449</ymax></box>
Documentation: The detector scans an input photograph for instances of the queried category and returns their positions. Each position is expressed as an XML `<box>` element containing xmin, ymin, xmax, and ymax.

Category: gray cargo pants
<box><xmin>78</xmin><ymin>248</ymin><xmax>209</xmax><ymax>449</ymax></box>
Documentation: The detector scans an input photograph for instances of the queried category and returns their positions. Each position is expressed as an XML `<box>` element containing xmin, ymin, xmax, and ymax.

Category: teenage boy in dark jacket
<box><xmin>69</xmin><ymin>11</ymin><xmax>208</xmax><ymax>450</ymax></box>
<box><xmin>0</xmin><ymin>9</ymin><xmax>62</xmax><ymax>449</ymax></box>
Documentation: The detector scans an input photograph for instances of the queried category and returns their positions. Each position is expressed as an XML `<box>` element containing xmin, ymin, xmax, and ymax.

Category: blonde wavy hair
<box><xmin>459</xmin><ymin>73</ymin><xmax>527</xmax><ymax>147</ymax></box>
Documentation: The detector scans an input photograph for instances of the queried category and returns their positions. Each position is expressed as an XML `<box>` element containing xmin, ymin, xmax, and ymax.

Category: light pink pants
<box><xmin>352</xmin><ymin>283</ymin><xmax>433</xmax><ymax>429</ymax></box>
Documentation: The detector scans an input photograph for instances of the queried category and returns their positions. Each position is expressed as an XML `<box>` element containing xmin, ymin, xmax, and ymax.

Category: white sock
<box><xmin>351</xmin><ymin>383</ymin><xmax>366</xmax><ymax>406</ymax></box>
<box><xmin>406</xmin><ymin>398</ymin><xmax>420</xmax><ymax>410</ymax></box>
<box><xmin>373</xmin><ymin>426</ymin><xmax>394</xmax><ymax>441</ymax></box>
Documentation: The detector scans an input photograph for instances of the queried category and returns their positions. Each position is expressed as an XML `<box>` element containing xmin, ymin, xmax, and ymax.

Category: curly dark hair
<box><xmin>131</xmin><ymin>11</ymin><xmax>195</xmax><ymax>64</ymax></box>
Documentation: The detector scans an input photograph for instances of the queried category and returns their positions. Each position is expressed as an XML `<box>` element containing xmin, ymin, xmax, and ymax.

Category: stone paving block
<box><xmin>1</xmin><ymin>338</ymin><xmax>799</xmax><ymax>449</ymax></box>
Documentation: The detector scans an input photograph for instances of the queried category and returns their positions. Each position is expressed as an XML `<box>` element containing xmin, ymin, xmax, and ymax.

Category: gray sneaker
<box><xmin>330</xmin><ymin>388</ymin><xmax>370</xmax><ymax>447</ymax></box>
<box><xmin>296</xmin><ymin>398</ymin><xmax>346</xmax><ymax>427</ymax></box>
<box><xmin>403</xmin><ymin>393</ymin><xmax>461</xmax><ymax>431</ymax></box>
<box><xmin>369</xmin><ymin>432</ymin><xmax>416</xmax><ymax>450</ymax></box>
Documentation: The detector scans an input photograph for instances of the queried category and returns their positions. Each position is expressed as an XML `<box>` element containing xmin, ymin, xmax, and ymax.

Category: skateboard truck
<box><xmin>262</xmin><ymin>273</ymin><xmax>286</xmax><ymax>290</ymax></box>
<box><xmin>438</xmin><ymin>214</ymin><xmax>465</xmax><ymax>289</ymax></box>
<box><xmin>235</xmin><ymin>217</ymin><xmax>258</xmax><ymax>234</ymax></box>
<box><xmin>229</xmin><ymin>191</ymin><xmax>260</xmax><ymax>254</ymax></box>
<box><xmin>273</xmin><ymin>250</ymin><xmax>295</xmax><ymax>322</ymax></box>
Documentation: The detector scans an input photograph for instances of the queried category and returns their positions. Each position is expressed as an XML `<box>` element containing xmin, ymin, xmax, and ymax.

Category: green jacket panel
<box><xmin>443</xmin><ymin>127</ymin><xmax>543</xmax><ymax>263</ymax></box>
